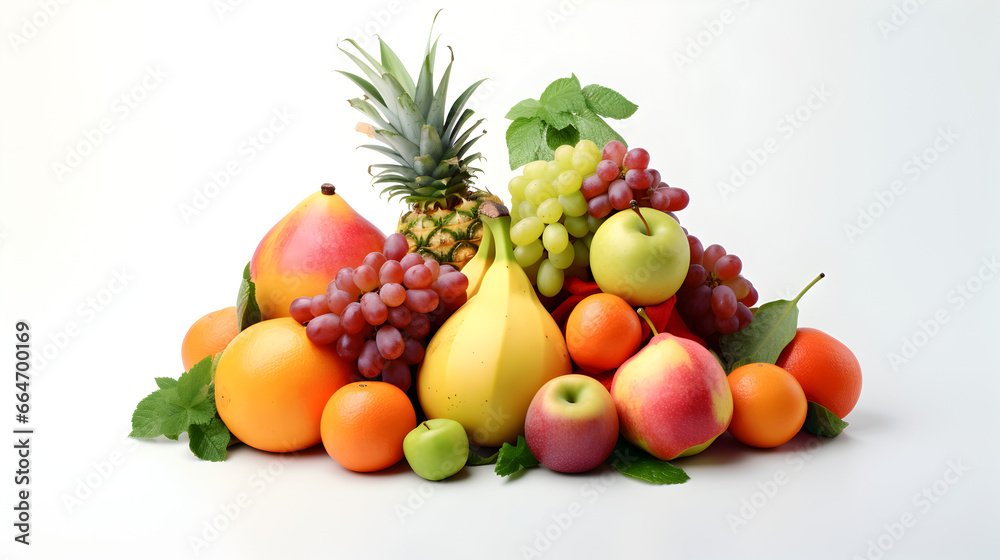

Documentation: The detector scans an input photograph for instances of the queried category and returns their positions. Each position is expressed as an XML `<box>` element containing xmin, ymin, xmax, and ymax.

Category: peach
<box><xmin>250</xmin><ymin>184</ymin><xmax>386</xmax><ymax>319</ymax></box>
<box><xmin>611</xmin><ymin>333</ymin><xmax>733</xmax><ymax>460</ymax></box>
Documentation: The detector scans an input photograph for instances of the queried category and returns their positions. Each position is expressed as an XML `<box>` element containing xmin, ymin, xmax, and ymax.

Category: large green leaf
<box><xmin>236</xmin><ymin>262</ymin><xmax>261</xmax><ymax>332</ymax></box>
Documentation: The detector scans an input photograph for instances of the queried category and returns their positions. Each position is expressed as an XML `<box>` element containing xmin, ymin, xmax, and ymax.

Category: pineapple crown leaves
<box><xmin>338</xmin><ymin>11</ymin><xmax>487</xmax><ymax>209</ymax></box>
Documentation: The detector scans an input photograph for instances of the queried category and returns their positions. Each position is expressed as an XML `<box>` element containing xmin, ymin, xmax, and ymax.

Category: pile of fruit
<box><xmin>130</xmin><ymin>20</ymin><xmax>862</xmax><ymax>484</ymax></box>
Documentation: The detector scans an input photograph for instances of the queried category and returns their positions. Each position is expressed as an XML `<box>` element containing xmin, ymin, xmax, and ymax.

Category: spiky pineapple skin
<box><xmin>397</xmin><ymin>191</ymin><xmax>502</xmax><ymax>269</ymax></box>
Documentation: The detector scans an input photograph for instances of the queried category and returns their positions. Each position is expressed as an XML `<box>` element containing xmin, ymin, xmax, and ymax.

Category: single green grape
<box><xmin>573</xmin><ymin>241</ymin><xmax>590</xmax><ymax>268</ymax></box>
<box><xmin>563</xmin><ymin>215</ymin><xmax>590</xmax><ymax>238</ymax></box>
<box><xmin>583</xmin><ymin>232</ymin><xmax>594</xmax><ymax>249</ymax></box>
<box><xmin>514</xmin><ymin>239</ymin><xmax>544</xmax><ymax>268</ymax></box>
<box><xmin>525</xmin><ymin>179</ymin><xmax>556</xmax><ymax>206</ymax></box>
<box><xmin>536</xmin><ymin>259</ymin><xmax>565</xmax><ymax>298</ymax></box>
<box><xmin>510</xmin><ymin>216</ymin><xmax>545</xmax><ymax>246</ymax></box>
<box><xmin>510</xmin><ymin>203</ymin><xmax>522</xmax><ymax>224</ymax></box>
<box><xmin>558</xmin><ymin>190</ymin><xmax>588</xmax><ymax>217</ymax></box>
<box><xmin>519</xmin><ymin>200</ymin><xmax>539</xmax><ymax>221</ymax></box>
<box><xmin>548</xmin><ymin>243</ymin><xmax>576</xmax><ymax>270</ymax></box>
<box><xmin>508</xmin><ymin>175</ymin><xmax>529</xmax><ymax>200</ymax></box>
<box><xmin>575</xmin><ymin>139</ymin><xmax>600</xmax><ymax>160</ymax></box>
<box><xmin>544</xmin><ymin>161</ymin><xmax>561</xmax><ymax>180</ymax></box>
<box><xmin>586</xmin><ymin>215</ymin><xmax>603</xmax><ymax>233</ymax></box>
<box><xmin>541</xmin><ymin>223</ymin><xmax>569</xmax><ymax>254</ymax></box>
<box><xmin>537</xmin><ymin>198</ymin><xmax>564</xmax><ymax>224</ymax></box>
<box><xmin>552</xmin><ymin>170</ymin><xmax>583</xmax><ymax>195</ymax></box>
<box><xmin>554</xmin><ymin>145</ymin><xmax>575</xmax><ymax>171</ymax></box>
<box><xmin>523</xmin><ymin>161</ymin><xmax>548</xmax><ymax>180</ymax></box>
<box><xmin>572</xmin><ymin>152</ymin><xmax>598</xmax><ymax>176</ymax></box>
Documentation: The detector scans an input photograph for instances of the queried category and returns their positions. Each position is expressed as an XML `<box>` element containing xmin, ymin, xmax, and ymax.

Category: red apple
<box><xmin>524</xmin><ymin>374</ymin><xmax>619</xmax><ymax>473</ymax></box>
<box><xmin>611</xmin><ymin>333</ymin><xmax>733</xmax><ymax>460</ymax></box>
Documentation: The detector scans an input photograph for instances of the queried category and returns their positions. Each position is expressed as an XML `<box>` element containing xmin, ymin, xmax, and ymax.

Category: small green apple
<box><xmin>403</xmin><ymin>418</ymin><xmax>470</xmax><ymax>481</ymax></box>
<box><xmin>589</xmin><ymin>207</ymin><xmax>690</xmax><ymax>306</ymax></box>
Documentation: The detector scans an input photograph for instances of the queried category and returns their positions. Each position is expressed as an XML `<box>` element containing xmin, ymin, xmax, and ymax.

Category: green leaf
<box><xmin>189</xmin><ymin>417</ymin><xmax>231</xmax><ymax>462</ymax></box>
<box><xmin>582</xmin><ymin>84</ymin><xmax>638</xmax><ymax>119</ymax></box>
<box><xmin>609</xmin><ymin>438</ymin><xmax>690</xmax><ymax>485</ymax></box>
<box><xmin>506</xmin><ymin>117</ymin><xmax>551</xmax><ymax>170</ymax></box>
<box><xmin>466</xmin><ymin>448</ymin><xmax>500</xmax><ymax>466</ymax></box>
<box><xmin>175</xmin><ymin>356</ymin><xmax>214</xmax><ymax>406</ymax></box>
<box><xmin>129</xmin><ymin>389</ymin><xmax>173</xmax><ymax>438</ymax></box>
<box><xmin>505</xmin><ymin>76</ymin><xmax>635</xmax><ymax>170</ymax></box>
<box><xmin>572</xmin><ymin>110</ymin><xmax>626</xmax><ymax>149</ymax></box>
<box><xmin>539</xmin><ymin>74</ymin><xmax>586</xmax><ymax>114</ymax></box>
<box><xmin>494</xmin><ymin>436</ymin><xmax>539</xmax><ymax>477</ymax></box>
<box><xmin>237</xmin><ymin>261</ymin><xmax>262</xmax><ymax>332</ymax></box>
<box><xmin>804</xmin><ymin>402</ymin><xmax>849</xmax><ymax>437</ymax></box>
<box><xmin>154</xmin><ymin>377</ymin><xmax>178</xmax><ymax>390</ymax></box>
<box><xmin>545</xmin><ymin>124</ymin><xmax>580</xmax><ymax>151</ymax></box>
<box><xmin>505</xmin><ymin>98</ymin><xmax>543</xmax><ymax>121</ymax></box>
<box><xmin>131</xmin><ymin>354</ymin><xmax>219</xmax><ymax>445</ymax></box>
<box><xmin>538</xmin><ymin>107</ymin><xmax>575</xmax><ymax>131</ymax></box>
<box><xmin>718</xmin><ymin>273</ymin><xmax>825</xmax><ymax>372</ymax></box>
<box><xmin>209</xmin><ymin>351</ymin><xmax>224</xmax><ymax>382</ymax></box>
<box><xmin>160</xmin><ymin>393</ymin><xmax>215</xmax><ymax>435</ymax></box>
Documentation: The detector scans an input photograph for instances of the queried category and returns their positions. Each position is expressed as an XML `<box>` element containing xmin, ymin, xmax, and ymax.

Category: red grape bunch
<box><xmin>288</xmin><ymin>233</ymin><xmax>469</xmax><ymax>392</ymax></box>
<box><xmin>581</xmin><ymin>140</ymin><xmax>690</xmax><ymax>219</ymax></box>
<box><xmin>675</xmin><ymin>235</ymin><xmax>759</xmax><ymax>339</ymax></box>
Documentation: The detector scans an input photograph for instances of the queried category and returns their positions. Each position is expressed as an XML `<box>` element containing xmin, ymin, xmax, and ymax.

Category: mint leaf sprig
<box><xmin>494</xmin><ymin>436</ymin><xmax>539</xmax><ymax>477</ymax></box>
<box><xmin>129</xmin><ymin>353</ymin><xmax>232</xmax><ymax>462</ymax></box>
<box><xmin>505</xmin><ymin>74</ymin><xmax>638</xmax><ymax>169</ymax></box>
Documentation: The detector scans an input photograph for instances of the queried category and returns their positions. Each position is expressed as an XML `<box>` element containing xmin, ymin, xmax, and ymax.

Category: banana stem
<box><xmin>479</xmin><ymin>201</ymin><xmax>516</xmax><ymax>264</ymax></box>
<box><xmin>629</xmin><ymin>200</ymin><xmax>651</xmax><ymax>236</ymax></box>
<box><xmin>470</xmin><ymin>215</ymin><xmax>494</xmax><ymax>264</ymax></box>
<box><xmin>637</xmin><ymin>308</ymin><xmax>659</xmax><ymax>336</ymax></box>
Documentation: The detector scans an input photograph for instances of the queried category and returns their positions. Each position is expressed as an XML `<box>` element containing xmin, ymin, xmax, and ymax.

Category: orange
<box><xmin>320</xmin><ymin>381</ymin><xmax>416</xmax><ymax>472</ymax></box>
<box><xmin>776</xmin><ymin>327</ymin><xmax>862</xmax><ymax>419</ymax></box>
<box><xmin>214</xmin><ymin>318</ymin><xmax>355</xmax><ymax>453</ymax></box>
<box><xmin>181</xmin><ymin>306</ymin><xmax>239</xmax><ymax>371</ymax></box>
<box><xmin>728</xmin><ymin>363</ymin><xmax>807</xmax><ymax>448</ymax></box>
<box><xmin>565</xmin><ymin>293</ymin><xmax>642</xmax><ymax>373</ymax></box>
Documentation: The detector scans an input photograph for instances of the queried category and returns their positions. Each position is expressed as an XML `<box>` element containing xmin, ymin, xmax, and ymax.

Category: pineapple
<box><xmin>339</xmin><ymin>22</ymin><xmax>500</xmax><ymax>269</ymax></box>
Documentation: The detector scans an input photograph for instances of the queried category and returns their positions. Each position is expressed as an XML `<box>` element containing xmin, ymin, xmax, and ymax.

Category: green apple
<box><xmin>403</xmin><ymin>418</ymin><xmax>470</xmax><ymax>481</ymax></box>
<box><xmin>589</xmin><ymin>207</ymin><xmax>690</xmax><ymax>306</ymax></box>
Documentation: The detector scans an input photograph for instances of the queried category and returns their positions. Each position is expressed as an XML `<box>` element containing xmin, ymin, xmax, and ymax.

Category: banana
<box><xmin>460</xmin><ymin>215</ymin><xmax>494</xmax><ymax>299</ymax></box>
<box><xmin>418</xmin><ymin>201</ymin><xmax>572</xmax><ymax>447</ymax></box>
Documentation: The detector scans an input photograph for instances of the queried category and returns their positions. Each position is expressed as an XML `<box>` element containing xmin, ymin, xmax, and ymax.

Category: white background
<box><xmin>2</xmin><ymin>0</ymin><xmax>999</xmax><ymax>558</ymax></box>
